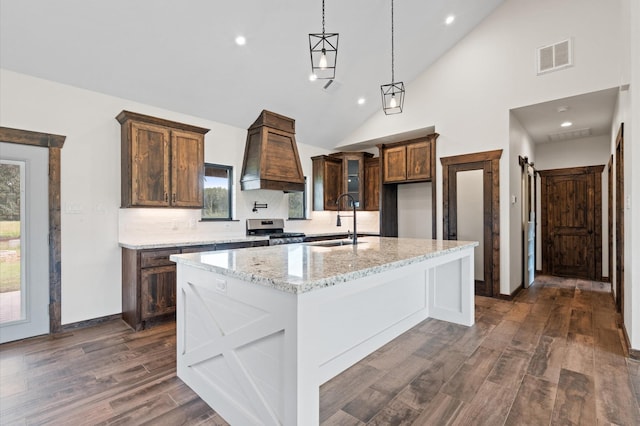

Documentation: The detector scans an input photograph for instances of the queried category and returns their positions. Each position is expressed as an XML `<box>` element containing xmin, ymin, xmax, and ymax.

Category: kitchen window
<box><xmin>288</xmin><ymin>177</ymin><xmax>307</xmax><ymax>220</ymax></box>
<box><xmin>202</xmin><ymin>163</ymin><xmax>232</xmax><ymax>220</ymax></box>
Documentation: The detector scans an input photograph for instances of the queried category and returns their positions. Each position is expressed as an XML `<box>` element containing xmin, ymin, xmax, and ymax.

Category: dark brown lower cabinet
<box><xmin>122</xmin><ymin>240</ymin><xmax>267</xmax><ymax>330</ymax></box>
<box><xmin>141</xmin><ymin>265</ymin><xmax>177</xmax><ymax>321</ymax></box>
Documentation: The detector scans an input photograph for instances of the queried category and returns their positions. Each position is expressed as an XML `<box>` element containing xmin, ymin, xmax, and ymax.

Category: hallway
<box><xmin>0</xmin><ymin>275</ymin><xmax>638</xmax><ymax>425</ymax></box>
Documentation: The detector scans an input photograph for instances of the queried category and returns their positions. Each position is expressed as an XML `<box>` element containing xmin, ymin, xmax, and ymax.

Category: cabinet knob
<box><xmin>172</xmin><ymin>193</ymin><xmax>176</xmax><ymax>203</ymax></box>
<box><xmin>164</xmin><ymin>192</ymin><xmax>168</xmax><ymax>202</ymax></box>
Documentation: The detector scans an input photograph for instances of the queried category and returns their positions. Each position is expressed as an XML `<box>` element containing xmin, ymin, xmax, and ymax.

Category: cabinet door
<box><xmin>406</xmin><ymin>141</ymin><xmax>431</xmax><ymax>181</ymax></box>
<box><xmin>323</xmin><ymin>159</ymin><xmax>342</xmax><ymax>210</ymax></box>
<box><xmin>141</xmin><ymin>265</ymin><xmax>176</xmax><ymax>320</ymax></box>
<box><xmin>364</xmin><ymin>159</ymin><xmax>380</xmax><ymax>211</ymax></box>
<box><xmin>131</xmin><ymin>122</ymin><xmax>171</xmax><ymax>206</ymax></box>
<box><xmin>171</xmin><ymin>129</ymin><xmax>204</xmax><ymax>207</ymax></box>
<box><xmin>342</xmin><ymin>154</ymin><xmax>365</xmax><ymax>210</ymax></box>
<box><xmin>383</xmin><ymin>146</ymin><xmax>407</xmax><ymax>183</ymax></box>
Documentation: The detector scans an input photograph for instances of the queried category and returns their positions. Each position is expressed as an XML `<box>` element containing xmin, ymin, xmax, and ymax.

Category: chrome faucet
<box><xmin>336</xmin><ymin>193</ymin><xmax>357</xmax><ymax>245</ymax></box>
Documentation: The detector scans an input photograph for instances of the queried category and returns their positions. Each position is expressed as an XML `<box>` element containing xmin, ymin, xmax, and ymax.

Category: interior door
<box><xmin>0</xmin><ymin>142</ymin><xmax>49</xmax><ymax>343</ymax></box>
<box><xmin>521</xmin><ymin>161</ymin><xmax>536</xmax><ymax>288</ymax></box>
<box><xmin>442</xmin><ymin>149</ymin><xmax>502</xmax><ymax>298</ymax></box>
<box><xmin>540</xmin><ymin>166</ymin><xmax>603</xmax><ymax>280</ymax></box>
<box><xmin>446</xmin><ymin>162</ymin><xmax>493</xmax><ymax>297</ymax></box>
<box><xmin>456</xmin><ymin>170</ymin><xmax>485</xmax><ymax>293</ymax></box>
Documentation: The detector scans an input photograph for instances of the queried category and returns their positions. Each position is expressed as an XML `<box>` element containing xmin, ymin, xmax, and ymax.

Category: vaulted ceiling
<box><xmin>0</xmin><ymin>0</ymin><xmax>505</xmax><ymax>150</ymax></box>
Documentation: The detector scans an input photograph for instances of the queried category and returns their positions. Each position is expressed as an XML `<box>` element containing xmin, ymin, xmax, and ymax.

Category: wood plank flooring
<box><xmin>1</xmin><ymin>275</ymin><xmax>639</xmax><ymax>425</ymax></box>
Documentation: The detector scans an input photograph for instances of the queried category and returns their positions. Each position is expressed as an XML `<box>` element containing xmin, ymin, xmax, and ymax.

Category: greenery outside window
<box><xmin>202</xmin><ymin>163</ymin><xmax>232</xmax><ymax>220</ymax></box>
<box><xmin>288</xmin><ymin>177</ymin><xmax>307</xmax><ymax>219</ymax></box>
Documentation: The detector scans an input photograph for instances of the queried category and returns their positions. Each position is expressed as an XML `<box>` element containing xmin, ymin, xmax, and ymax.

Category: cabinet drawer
<box><xmin>140</xmin><ymin>248</ymin><xmax>180</xmax><ymax>268</ymax></box>
<box><xmin>181</xmin><ymin>244</ymin><xmax>217</xmax><ymax>254</ymax></box>
<box><xmin>216</xmin><ymin>242</ymin><xmax>254</xmax><ymax>250</ymax></box>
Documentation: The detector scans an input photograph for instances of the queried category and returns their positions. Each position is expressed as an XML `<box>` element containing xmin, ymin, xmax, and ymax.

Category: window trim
<box><xmin>202</xmin><ymin>162</ymin><xmax>233</xmax><ymax>221</ymax></box>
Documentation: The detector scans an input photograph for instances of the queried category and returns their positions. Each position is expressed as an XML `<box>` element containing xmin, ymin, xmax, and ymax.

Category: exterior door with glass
<box><xmin>0</xmin><ymin>142</ymin><xmax>49</xmax><ymax>343</ymax></box>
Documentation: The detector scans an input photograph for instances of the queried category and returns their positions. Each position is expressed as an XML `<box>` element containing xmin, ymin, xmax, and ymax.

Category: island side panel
<box><xmin>428</xmin><ymin>246</ymin><xmax>475</xmax><ymax>326</ymax></box>
<box><xmin>303</xmin><ymin>261</ymin><xmax>430</xmax><ymax>386</ymax></box>
<box><xmin>175</xmin><ymin>265</ymin><xmax>312</xmax><ymax>426</ymax></box>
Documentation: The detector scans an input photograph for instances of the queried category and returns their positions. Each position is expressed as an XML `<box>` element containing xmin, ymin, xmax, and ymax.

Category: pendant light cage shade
<box><xmin>381</xmin><ymin>0</ymin><xmax>404</xmax><ymax>114</ymax></box>
<box><xmin>381</xmin><ymin>81</ymin><xmax>405</xmax><ymax>115</ymax></box>
<box><xmin>309</xmin><ymin>32</ymin><xmax>339</xmax><ymax>79</ymax></box>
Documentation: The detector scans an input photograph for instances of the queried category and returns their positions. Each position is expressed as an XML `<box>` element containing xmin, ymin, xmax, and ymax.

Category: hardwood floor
<box><xmin>1</xmin><ymin>275</ymin><xmax>638</xmax><ymax>425</ymax></box>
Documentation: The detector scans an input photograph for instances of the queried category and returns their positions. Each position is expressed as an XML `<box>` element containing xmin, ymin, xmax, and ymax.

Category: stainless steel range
<box><xmin>246</xmin><ymin>218</ymin><xmax>305</xmax><ymax>245</ymax></box>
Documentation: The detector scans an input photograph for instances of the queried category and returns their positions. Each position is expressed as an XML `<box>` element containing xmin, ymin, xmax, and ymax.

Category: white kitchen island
<box><xmin>170</xmin><ymin>237</ymin><xmax>477</xmax><ymax>425</ymax></box>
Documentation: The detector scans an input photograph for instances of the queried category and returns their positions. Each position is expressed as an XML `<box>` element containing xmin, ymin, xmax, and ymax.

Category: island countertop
<box><xmin>170</xmin><ymin>237</ymin><xmax>478</xmax><ymax>294</ymax></box>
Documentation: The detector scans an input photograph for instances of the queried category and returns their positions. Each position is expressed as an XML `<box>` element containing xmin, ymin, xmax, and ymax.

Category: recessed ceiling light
<box><xmin>557</xmin><ymin>105</ymin><xmax>569</xmax><ymax>113</ymax></box>
<box><xmin>561</xmin><ymin>121</ymin><xmax>573</xmax><ymax>127</ymax></box>
<box><xmin>357</xmin><ymin>98</ymin><xmax>366</xmax><ymax>105</ymax></box>
<box><xmin>445</xmin><ymin>15</ymin><xmax>455</xmax><ymax>25</ymax></box>
<box><xmin>235</xmin><ymin>36</ymin><xmax>246</xmax><ymax>46</ymax></box>
<box><xmin>309</xmin><ymin>73</ymin><xmax>318</xmax><ymax>82</ymax></box>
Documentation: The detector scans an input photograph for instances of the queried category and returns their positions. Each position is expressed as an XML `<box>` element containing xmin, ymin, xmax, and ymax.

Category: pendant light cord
<box><xmin>391</xmin><ymin>0</ymin><xmax>395</xmax><ymax>83</ymax></box>
<box><xmin>322</xmin><ymin>0</ymin><xmax>325</xmax><ymax>34</ymax></box>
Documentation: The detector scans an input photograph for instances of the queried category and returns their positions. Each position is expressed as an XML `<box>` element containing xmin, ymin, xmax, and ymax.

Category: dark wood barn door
<box><xmin>540</xmin><ymin>165</ymin><xmax>604</xmax><ymax>280</ymax></box>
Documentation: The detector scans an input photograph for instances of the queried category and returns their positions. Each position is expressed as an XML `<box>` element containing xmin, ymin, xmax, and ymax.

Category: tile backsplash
<box><xmin>119</xmin><ymin>208</ymin><xmax>380</xmax><ymax>244</ymax></box>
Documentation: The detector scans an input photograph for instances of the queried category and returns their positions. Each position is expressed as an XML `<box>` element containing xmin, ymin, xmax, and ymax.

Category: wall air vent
<box><xmin>547</xmin><ymin>127</ymin><xmax>591</xmax><ymax>143</ymax></box>
<box><xmin>537</xmin><ymin>39</ymin><xmax>572</xmax><ymax>75</ymax></box>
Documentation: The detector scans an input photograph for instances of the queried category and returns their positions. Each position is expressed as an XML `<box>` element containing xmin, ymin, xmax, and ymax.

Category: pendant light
<box><xmin>309</xmin><ymin>0</ymin><xmax>339</xmax><ymax>80</ymax></box>
<box><xmin>380</xmin><ymin>0</ymin><xmax>404</xmax><ymax>114</ymax></box>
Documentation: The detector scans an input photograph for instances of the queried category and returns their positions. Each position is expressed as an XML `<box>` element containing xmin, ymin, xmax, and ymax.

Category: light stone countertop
<box><xmin>118</xmin><ymin>236</ymin><xmax>269</xmax><ymax>250</ymax></box>
<box><xmin>118</xmin><ymin>232</ymin><xmax>379</xmax><ymax>250</ymax></box>
<box><xmin>170</xmin><ymin>237</ymin><xmax>479</xmax><ymax>294</ymax></box>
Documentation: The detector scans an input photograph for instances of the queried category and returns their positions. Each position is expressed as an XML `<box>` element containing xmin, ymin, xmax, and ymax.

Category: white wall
<box><xmin>397</xmin><ymin>182</ymin><xmax>432</xmax><ymax>239</ymax></box>
<box><xmin>535</xmin><ymin>135</ymin><xmax>610</xmax><ymax>170</ymax></box>
<box><xmin>341</xmin><ymin>0</ymin><xmax>628</xmax><ymax>296</ymax></box>
<box><xmin>0</xmin><ymin>69</ymin><xmax>379</xmax><ymax>325</ymax></box>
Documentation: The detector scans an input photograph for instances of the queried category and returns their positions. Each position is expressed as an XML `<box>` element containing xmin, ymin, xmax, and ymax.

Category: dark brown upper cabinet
<box><xmin>380</xmin><ymin>135</ymin><xmax>438</xmax><ymax>184</ymax></box>
<box><xmin>312</xmin><ymin>155</ymin><xmax>342</xmax><ymax>211</ymax></box>
<box><xmin>117</xmin><ymin>111</ymin><xmax>209</xmax><ymax>208</ymax></box>
<box><xmin>312</xmin><ymin>151</ymin><xmax>377</xmax><ymax>211</ymax></box>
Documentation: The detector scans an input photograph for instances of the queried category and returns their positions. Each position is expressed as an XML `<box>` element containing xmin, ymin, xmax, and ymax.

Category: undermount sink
<box><xmin>306</xmin><ymin>240</ymin><xmax>365</xmax><ymax>247</ymax></box>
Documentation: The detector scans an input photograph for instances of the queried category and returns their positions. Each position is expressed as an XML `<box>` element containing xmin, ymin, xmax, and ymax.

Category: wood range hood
<box><xmin>240</xmin><ymin>110</ymin><xmax>305</xmax><ymax>192</ymax></box>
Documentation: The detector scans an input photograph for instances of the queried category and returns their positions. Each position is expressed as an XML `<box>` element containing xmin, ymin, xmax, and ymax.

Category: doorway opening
<box><xmin>0</xmin><ymin>127</ymin><xmax>65</xmax><ymax>339</ymax></box>
<box><xmin>539</xmin><ymin>165</ymin><xmax>604</xmax><ymax>280</ymax></box>
<box><xmin>441</xmin><ymin>150</ymin><xmax>502</xmax><ymax>297</ymax></box>
<box><xmin>0</xmin><ymin>144</ymin><xmax>49</xmax><ymax>342</ymax></box>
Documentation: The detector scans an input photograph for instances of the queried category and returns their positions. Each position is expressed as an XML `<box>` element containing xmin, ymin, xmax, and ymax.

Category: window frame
<box><xmin>201</xmin><ymin>162</ymin><xmax>233</xmax><ymax>221</ymax></box>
